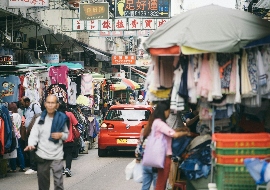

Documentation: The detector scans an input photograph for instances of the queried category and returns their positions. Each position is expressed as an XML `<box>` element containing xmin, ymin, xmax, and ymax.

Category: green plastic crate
<box><xmin>216</xmin><ymin>164</ymin><xmax>256</xmax><ymax>190</ymax></box>
<box><xmin>215</xmin><ymin>147</ymin><xmax>270</xmax><ymax>155</ymax></box>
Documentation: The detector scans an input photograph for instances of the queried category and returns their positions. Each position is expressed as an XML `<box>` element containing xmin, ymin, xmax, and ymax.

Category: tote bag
<box><xmin>142</xmin><ymin>125</ymin><xmax>167</xmax><ymax>168</ymax></box>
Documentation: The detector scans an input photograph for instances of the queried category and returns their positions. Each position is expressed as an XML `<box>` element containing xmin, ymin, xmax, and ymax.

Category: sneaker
<box><xmin>64</xmin><ymin>168</ymin><xmax>72</xmax><ymax>177</ymax></box>
<box><xmin>25</xmin><ymin>169</ymin><xmax>37</xmax><ymax>175</ymax></box>
<box><xmin>19</xmin><ymin>168</ymin><xmax>26</xmax><ymax>172</ymax></box>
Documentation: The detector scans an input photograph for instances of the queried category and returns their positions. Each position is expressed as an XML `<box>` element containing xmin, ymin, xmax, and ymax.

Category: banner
<box><xmin>43</xmin><ymin>54</ymin><xmax>59</xmax><ymax>64</ymax></box>
<box><xmin>72</xmin><ymin>18</ymin><xmax>169</xmax><ymax>31</ymax></box>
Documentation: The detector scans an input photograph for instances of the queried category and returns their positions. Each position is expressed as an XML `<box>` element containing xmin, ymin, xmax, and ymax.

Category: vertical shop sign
<box><xmin>72</xmin><ymin>19</ymin><xmax>85</xmax><ymax>31</ymax></box>
<box><xmin>114</xmin><ymin>18</ymin><xmax>127</xmax><ymax>30</ymax></box>
<box><xmin>100</xmin><ymin>19</ymin><xmax>113</xmax><ymax>31</ymax></box>
<box><xmin>142</xmin><ymin>19</ymin><xmax>155</xmax><ymax>30</ymax></box>
<box><xmin>80</xmin><ymin>3</ymin><xmax>109</xmax><ymax>20</ymax></box>
<box><xmin>9</xmin><ymin>0</ymin><xmax>49</xmax><ymax>7</ymax></box>
<box><xmin>115</xmin><ymin>0</ymin><xmax>170</xmax><ymax>18</ymax></box>
<box><xmin>86</xmin><ymin>20</ymin><xmax>99</xmax><ymax>30</ymax></box>
<box><xmin>128</xmin><ymin>18</ymin><xmax>141</xmax><ymax>30</ymax></box>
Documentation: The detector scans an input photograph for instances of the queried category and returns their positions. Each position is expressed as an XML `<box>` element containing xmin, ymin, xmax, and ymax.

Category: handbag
<box><xmin>142</xmin><ymin>125</ymin><xmax>167</xmax><ymax>168</ymax></box>
<box><xmin>72</xmin><ymin>126</ymin><xmax>80</xmax><ymax>139</ymax></box>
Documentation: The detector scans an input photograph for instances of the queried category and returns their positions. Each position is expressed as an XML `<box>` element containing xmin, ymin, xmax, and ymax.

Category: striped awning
<box><xmin>110</xmin><ymin>78</ymin><xmax>140</xmax><ymax>91</ymax></box>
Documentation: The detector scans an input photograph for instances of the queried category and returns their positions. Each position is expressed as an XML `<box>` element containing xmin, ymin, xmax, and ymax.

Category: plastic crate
<box><xmin>215</xmin><ymin>147</ymin><xmax>270</xmax><ymax>155</ymax></box>
<box><xmin>212</xmin><ymin>133</ymin><xmax>270</xmax><ymax>148</ymax></box>
<box><xmin>216</xmin><ymin>164</ymin><xmax>256</xmax><ymax>190</ymax></box>
<box><xmin>215</xmin><ymin>154</ymin><xmax>269</xmax><ymax>165</ymax></box>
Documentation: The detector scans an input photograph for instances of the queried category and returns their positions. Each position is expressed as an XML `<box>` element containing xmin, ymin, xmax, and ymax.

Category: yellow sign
<box><xmin>80</xmin><ymin>3</ymin><xmax>109</xmax><ymax>20</ymax></box>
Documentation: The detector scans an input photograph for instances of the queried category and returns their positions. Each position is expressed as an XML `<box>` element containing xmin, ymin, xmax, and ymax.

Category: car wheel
<box><xmin>98</xmin><ymin>148</ymin><xmax>108</xmax><ymax>157</ymax></box>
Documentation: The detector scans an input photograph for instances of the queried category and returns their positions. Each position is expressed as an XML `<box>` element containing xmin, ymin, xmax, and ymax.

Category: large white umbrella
<box><xmin>144</xmin><ymin>5</ymin><xmax>270</xmax><ymax>53</ymax></box>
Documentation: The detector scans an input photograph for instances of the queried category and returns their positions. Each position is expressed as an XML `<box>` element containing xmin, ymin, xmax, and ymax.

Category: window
<box><xmin>105</xmin><ymin>109</ymin><xmax>151</xmax><ymax>121</ymax></box>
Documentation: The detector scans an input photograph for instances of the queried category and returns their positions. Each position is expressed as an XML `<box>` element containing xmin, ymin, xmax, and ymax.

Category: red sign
<box><xmin>112</xmin><ymin>55</ymin><xmax>136</xmax><ymax>65</ymax></box>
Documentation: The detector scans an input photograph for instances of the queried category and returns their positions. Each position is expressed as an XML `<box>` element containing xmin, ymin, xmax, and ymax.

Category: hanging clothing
<box><xmin>178</xmin><ymin>55</ymin><xmax>189</xmax><ymax>99</ymax></box>
<box><xmin>49</xmin><ymin>65</ymin><xmax>69</xmax><ymax>87</ymax></box>
<box><xmin>158</xmin><ymin>56</ymin><xmax>174</xmax><ymax>89</ymax></box>
<box><xmin>67</xmin><ymin>82</ymin><xmax>77</xmax><ymax>105</ymax></box>
<box><xmin>211</xmin><ymin>53</ymin><xmax>222</xmax><ymax>100</ymax></box>
<box><xmin>197</xmin><ymin>54</ymin><xmax>212</xmax><ymax>98</ymax></box>
<box><xmin>19</xmin><ymin>75</ymin><xmax>25</xmax><ymax>99</ymax></box>
<box><xmin>170</xmin><ymin>66</ymin><xmax>185</xmax><ymax>111</ymax></box>
<box><xmin>187</xmin><ymin>55</ymin><xmax>197</xmax><ymax>104</ymax></box>
<box><xmin>23</xmin><ymin>72</ymin><xmax>40</xmax><ymax>103</ymax></box>
<box><xmin>218</xmin><ymin>53</ymin><xmax>233</xmax><ymax>94</ymax></box>
<box><xmin>247</xmin><ymin>50</ymin><xmax>258</xmax><ymax>94</ymax></box>
<box><xmin>0</xmin><ymin>118</ymin><xmax>4</xmax><ymax>155</ymax></box>
<box><xmin>46</xmin><ymin>84</ymin><xmax>68</xmax><ymax>103</ymax></box>
<box><xmin>241</xmin><ymin>50</ymin><xmax>254</xmax><ymax>97</ymax></box>
<box><xmin>81</xmin><ymin>74</ymin><xmax>93</xmax><ymax>95</ymax></box>
<box><xmin>0</xmin><ymin>75</ymin><xmax>20</xmax><ymax>103</ymax></box>
<box><xmin>261</xmin><ymin>46</ymin><xmax>270</xmax><ymax>95</ymax></box>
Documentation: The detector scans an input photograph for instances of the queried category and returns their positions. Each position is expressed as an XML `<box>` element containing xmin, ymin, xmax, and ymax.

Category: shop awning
<box><xmin>46</xmin><ymin>62</ymin><xmax>83</xmax><ymax>70</ymax></box>
<box><xmin>110</xmin><ymin>78</ymin><xmax>140</xmax><ymax>91</ymax></box>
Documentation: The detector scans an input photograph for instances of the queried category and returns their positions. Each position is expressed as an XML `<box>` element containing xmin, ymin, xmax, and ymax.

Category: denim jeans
<box><xmin>10</xmin><ymin>138</ymin><xmax>25</xmax><ymax>170</ymax></box>
<box><xmin>141</xmin><ymin>166</ymin><xmax>157</xmax><ymax>190</ymax></box>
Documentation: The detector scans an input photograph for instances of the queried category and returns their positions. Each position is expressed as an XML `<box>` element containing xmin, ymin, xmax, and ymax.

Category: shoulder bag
<box><xmin>142</xmin><ymin>125</ymin><xmax>167</xmax><ymax>168</ymax></box>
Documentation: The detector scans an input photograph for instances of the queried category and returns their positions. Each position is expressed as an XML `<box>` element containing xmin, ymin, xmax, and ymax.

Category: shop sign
<box><xmin>73</xmin><ymin>19</ymin><xmax>85</xmax><ymax>31</ymax></box>
<box><xmin>71</xmin><ymin>18</ymin><xmax>169</xmax><ymax>31</ymax></box>
<box><xmin>112</xmin><ymin>55</ymin><xmax>136</xmax><ymax>65</ymax></box>
<box><xmin>0</xmin><ymin>55</ymin><xmax>14</xmax><ymax>65</ymax></box>
<box><xmin>115</xmin><ymin>0</ymin><xmax>170</xmax><ymax>18</ymax></box>
<box><xmin>43</xmin><ymin>54</ymin><xmax>59</xmax><ymax>64</ymax></box>
<box><xmin>114</xmin><ymin>19</ymin><xmax>127</xmax><ymax>30</ymax></box>
<box><xmin>9</xmin><ymin>0</ymin><xmax>49</xmax><ymax>7</ymax></box>
<box><xmin>79</xmin><ymin>3</ymin><xmax>109</xmax><ymax>20</ymax></box>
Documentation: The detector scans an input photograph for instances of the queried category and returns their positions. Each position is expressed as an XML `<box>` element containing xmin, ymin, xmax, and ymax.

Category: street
<box><xmin>0</xmin><ymin>147</ymin><xmax>142</xmax><ymax>190</ymax></box>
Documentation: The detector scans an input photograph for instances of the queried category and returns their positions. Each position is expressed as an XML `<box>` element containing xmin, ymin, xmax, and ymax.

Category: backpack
<box><xmin>31</xmin><ymin>103</ymin><xmax>38</xmax><ymax>115</ymax></box>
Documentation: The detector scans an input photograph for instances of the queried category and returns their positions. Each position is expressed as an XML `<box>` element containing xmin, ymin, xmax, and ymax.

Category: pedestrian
<box><xmin>136</xmin><ymin>95</ymin><xmax>147</xmax><ymax>105</ymax></box>
<box><xmin>20</xmin><ymin>96</ymin><xmax>42</xmax><ymax>174</ymax></box>
<box><xmin>135</xmin><ymin>122</ymin><xmax>157</xmax><ymax>190</ymax></box>
<box><xmin>58</xmin><ymin>101</ymin><xmax>78</xmax><ymax>177</ymax></box>
<box><xmin>24</xmin><ymin>95</ymin><xmax>69</xmax><ymax>190</ymax></box>
<box><xmin>184</xmin><ymin>103</ymin><xmax>199</xmax><ymax>134</ymax></box>
<box><xmin>7</xmin><ymin>102</ymin><xmax>26</xmax><ymax>173</ymax></box>
<box><xmin>143</xmin><ymin>101</ymin><xmax>190</xmax><ymax>190</ymax></box>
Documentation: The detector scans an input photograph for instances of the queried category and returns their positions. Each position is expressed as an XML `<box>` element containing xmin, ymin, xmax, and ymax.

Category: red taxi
<box><xmin>98</xmin><ymin>104</ymin><xmax>153</xmax><ymax>157</ymax></box>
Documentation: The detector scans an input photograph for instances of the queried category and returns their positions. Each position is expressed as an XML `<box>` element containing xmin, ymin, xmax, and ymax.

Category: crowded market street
<box><xmin>0</xmin><ymin>148</ymin><xmax>141</xmax><ymax>190</ymax></box>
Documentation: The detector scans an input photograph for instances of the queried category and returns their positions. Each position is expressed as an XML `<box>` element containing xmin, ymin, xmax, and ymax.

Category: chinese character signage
<box><xmin>100</xmin><ymin>19</ymin><xmax>113</xmax><ymax>31</ymax></box>
<box><xmin>80</xmin><ymin>3</ymin><xmax>109</xmax><ymax>20</ymax></box>
<box><xmin>115</xmin><ymin>0</ymin><xmax>170</xmax><ymax>18</ymax></box>
<box><xmin>114</xmin><ymin>19</ymin><xmax>127</xmax><ymax>30</ymax></box>
<box><xmin>86</xmin><ymin>20</ymin><xmax>99</xmax><ymax>30</ymax></box>
<box><xmin>112</xmin><ymin>55</ymin><xmax>136</xmax><ymax>65</ymax></box>
<box><xmin>9</xmin><ymin>0</ymin><xmax>49</xmax><ymax>7</ymax></box>
<box><xmin>73</xmin><ymin>19</ymin><xmax>85</xmax><ymax>31</ymax></box>
<box><xmin>72</xmin><ymin>18</ymin><xmax>169</xmax><ymax>31</ymax></box>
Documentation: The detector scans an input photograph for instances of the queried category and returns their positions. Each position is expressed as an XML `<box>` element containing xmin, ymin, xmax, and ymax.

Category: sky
<box><xmin>182</xmin><ymin>0</ymin><xmax>237</xmax><ymax>10</ymax></box>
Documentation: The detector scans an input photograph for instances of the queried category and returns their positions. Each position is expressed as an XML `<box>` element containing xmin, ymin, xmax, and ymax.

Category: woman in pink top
<box><xmin>143</xmin><ymin>101</ymin><xmax>190</xmax><ymax>190</ymax></box>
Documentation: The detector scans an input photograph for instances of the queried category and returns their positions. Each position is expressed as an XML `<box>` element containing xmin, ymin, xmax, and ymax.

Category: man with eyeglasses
<box><xmin>24</xmin><ymin>95</ymin><xmax>69</xmax><ymax>190</ymax></box>
<box><xmin>20</xmin><ymin>96</ymin><xmax>42</xmax><ymax>175</ymax></box>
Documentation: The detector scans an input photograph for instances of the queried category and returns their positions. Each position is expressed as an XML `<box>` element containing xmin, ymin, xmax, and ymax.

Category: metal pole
<box><xmin>11</xmin><ymin>16</ymin><xmax>13</xmax><ymax>42</ymax></box>
<box><xmin>129</xmin><ymin>66</ymin><xmax>131</xmax><ymax>79</ymax></box>
<box><xmin>35</xmin><ymin>25</ymin><xmax>38</xmax><ymax>50</ymax></box>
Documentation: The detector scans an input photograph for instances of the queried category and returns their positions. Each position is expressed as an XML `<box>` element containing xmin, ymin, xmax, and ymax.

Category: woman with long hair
<box><xmin>143</xmin><ymin>101</ymin><xmax>190</xmax><ymax>190</ymax></box>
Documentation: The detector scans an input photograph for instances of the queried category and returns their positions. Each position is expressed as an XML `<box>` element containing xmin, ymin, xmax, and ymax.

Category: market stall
<box><xmin>143</xmin><ymin>4</ymin><xmax>270</xmax><ymax>190</ymax></box>
<box><xmin>110</xmin><ymin>78</ymin><xmax>140</xmax><ymax>103</ymax></box>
